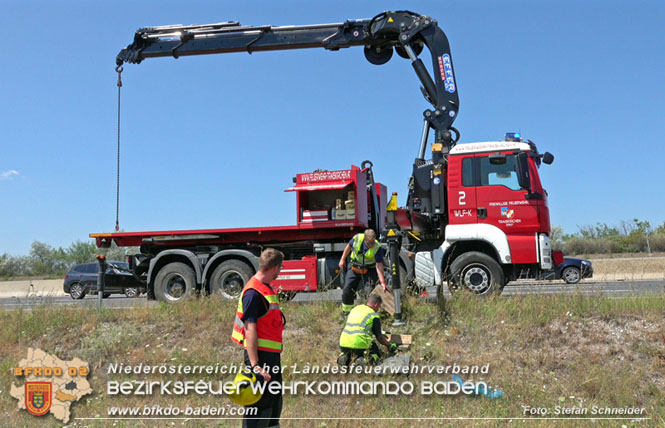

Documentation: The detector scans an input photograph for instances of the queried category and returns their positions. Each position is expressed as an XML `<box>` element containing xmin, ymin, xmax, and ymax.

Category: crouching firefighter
<box><xmin>338</xmin><ymin>295</ymin><xmax>397</xmax><ymax>366</ymax></box>
<box><xmin>338</xmin><ymin>229</ymin><xmax>389</xmax><ymax>315</ymax></box>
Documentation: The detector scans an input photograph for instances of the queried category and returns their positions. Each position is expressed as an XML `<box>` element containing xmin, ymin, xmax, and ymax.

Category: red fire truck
<box><xmin>93</xmin><ymin>163</ymin><xmax>388</xmax><ymax>302</ymax></box>
<box><xmin>93</xmin><ymin>12</ymin><xmax>555</xmax><ymax>304</ymax></box>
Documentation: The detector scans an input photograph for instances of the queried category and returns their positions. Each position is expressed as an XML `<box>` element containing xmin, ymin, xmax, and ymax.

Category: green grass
<box><xmin>1</xmin><ymin>293</ymin><xmax>664</xmax><ymax>427</ymax></box>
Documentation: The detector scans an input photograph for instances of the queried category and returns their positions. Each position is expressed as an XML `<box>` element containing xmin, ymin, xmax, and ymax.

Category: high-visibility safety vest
<box><xmin>231</xmin><ymin>277</ymin><xmax>284</xmax><ymax>353</ymax></box>
<box><xmin>339</xmin><ymin>304</ymin><xmax>379</xmax><ymax>350</ymax></box>
<box><xmin>349</xmin><ymin>233</ymin><xmax>380</xmax><ymax>267</ymax></box>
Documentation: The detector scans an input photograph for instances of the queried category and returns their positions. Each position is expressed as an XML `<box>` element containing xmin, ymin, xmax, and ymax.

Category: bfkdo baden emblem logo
<box><xmin>11</xmin><ymin>348</ymin><xmax>92</xmax><ymax>423</ymax></box>
<box><xmin>25</xmin><ymin>382</ymin><xmax>52</xmax><ymax>416</ymax></box>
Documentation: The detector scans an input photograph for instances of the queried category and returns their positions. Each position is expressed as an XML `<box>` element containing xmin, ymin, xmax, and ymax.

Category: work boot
<box><xmin>337</xmin><ymin>353</ymin><xmax>348</xmax><ymax>366</ymax></box>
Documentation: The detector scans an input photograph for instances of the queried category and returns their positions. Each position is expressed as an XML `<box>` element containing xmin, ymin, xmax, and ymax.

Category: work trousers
<box><xmin>341</xmin><ymin>267</ymin><xmax>377</xmax><ymax>308</ymax></box>
<box><xmin>340</xmin><ymin>342</ymin><xmax>381</xmax><ymax>365</ymax></box>
<box><xmin>242</xmin><ymin>350</ymin><xmax>282</xmax><ymax>428</ymax></box>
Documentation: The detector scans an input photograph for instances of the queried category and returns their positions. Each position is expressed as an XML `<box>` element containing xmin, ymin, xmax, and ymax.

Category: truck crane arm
<box><xmin>116</xmin><ymin>11</ymin><xmax>460</xmax><ymax>145</ymax></box>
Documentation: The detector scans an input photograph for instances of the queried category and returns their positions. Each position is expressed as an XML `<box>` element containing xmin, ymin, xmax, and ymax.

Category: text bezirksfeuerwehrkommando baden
<box><xmin>107</xmin><ymin>379</ymin><xmax>488</xmax><ymax>396</ymax></box>
<box><xmin>106</xmin><ymin>362</ymin><xmax>492</xmax><ymax>397</ymax></box>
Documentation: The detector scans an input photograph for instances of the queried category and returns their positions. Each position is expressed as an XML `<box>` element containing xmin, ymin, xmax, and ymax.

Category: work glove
<box><xmin>389</xmin><ymin>343</ymin><xmax>398</xmax><ymax>353</ymax></box>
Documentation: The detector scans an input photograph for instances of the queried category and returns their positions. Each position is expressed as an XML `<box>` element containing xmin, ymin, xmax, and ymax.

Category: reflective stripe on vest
<box><xmin>349</xmin><ymin>233</ymin><xmax>379</xmax><ymax>268</ymax></box>
<box><xmin>232</xmin><ymin>277</ymin><xmax>284</xmax><ymax>353</ymax></box>
<box><xmin>339</xmin><ymin>304</ymin><xmax>378</xmax><ymax>350</ymax></box>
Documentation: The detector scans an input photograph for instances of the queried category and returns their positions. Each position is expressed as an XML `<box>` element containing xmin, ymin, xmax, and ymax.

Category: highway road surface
<box><xmin>0</xmin><ymin>280</ymin><xmax>662</xmax><ymax>310</ymax></box>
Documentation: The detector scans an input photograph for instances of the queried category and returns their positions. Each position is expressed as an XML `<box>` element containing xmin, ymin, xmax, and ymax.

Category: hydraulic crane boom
<box><xmin>116</xmin><ymin>11</ymin><xmax>460</xmax><ymax>146</ymax></box>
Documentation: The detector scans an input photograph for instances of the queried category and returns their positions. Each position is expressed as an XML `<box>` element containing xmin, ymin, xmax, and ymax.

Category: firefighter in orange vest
<box><xmin>231</xmin><ymin>248</ymin><xmax>285</xmax><ymax>428</ymax></box>
<box><xmin>338</xmin><ymin>229</ymin><xmax>388</xmax><ymax>315</ymax></box>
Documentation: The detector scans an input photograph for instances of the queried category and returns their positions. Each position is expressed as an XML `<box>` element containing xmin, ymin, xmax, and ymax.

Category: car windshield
<box><xmin>108</xmin><ymin>261</ymin><xmax>129</xmax><ymax>269</ymax></box>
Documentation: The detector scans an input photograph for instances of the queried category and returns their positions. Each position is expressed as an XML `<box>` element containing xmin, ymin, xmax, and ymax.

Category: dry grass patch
<box><xmin>585</xmin><ymin>255</ymin><xmax>665</xmax><ymax>281</ymax></box>
<box><xmin>0</xmin><ymin>293</ymin><xmax>663</xmax><ymax>427</ymax></box>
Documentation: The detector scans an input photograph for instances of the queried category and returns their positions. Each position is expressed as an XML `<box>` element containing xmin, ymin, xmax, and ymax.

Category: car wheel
<box><xmin>69</xmin><ymin>283</ymin><xmax>86</xmax><ymax>300</ymax></box>
<box><xmin>154</xmin><ymin>262</ymin><xmax>196</xmax><ymax>303</ymax></box>
<box><xmin>562</xmin><ymin>266</ymin><xmax>581</xmax><ymax>284</ymax></box>
<box><xmin>209</xmin><ymin>260</ymin><xmax>253</xmax><ymax>299</ymax></box>
<box><xmin>448</xmin><ymin>252</ymin><xmax>504</xmax><ymax>297</ymax></box>
<box><xmin>124</xmin><ymin>287</ymin><xmax>139</xmax><ymax>298</ymax></box>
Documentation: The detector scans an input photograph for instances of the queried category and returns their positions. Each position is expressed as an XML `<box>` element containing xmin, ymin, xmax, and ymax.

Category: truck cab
<box><xmin>412</xmin><ymin>134</ymin><xmax>554</xmax><ymax>295</ymax></box>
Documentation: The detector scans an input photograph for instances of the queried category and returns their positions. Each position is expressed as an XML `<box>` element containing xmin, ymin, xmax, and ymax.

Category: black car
<box><xmin>63</xmin><ymin>261</ymin><xmax>143</xmax><ymax>299</ymax></box>
<box><xmin>542</xmin><ymin>252</ymin><xmax>593</xmax><ymax>284</ymax></box>
<box><xmin>555</xmin><ymin>257</ymin><xmax>594</xmax><ymax>284</ymax></box>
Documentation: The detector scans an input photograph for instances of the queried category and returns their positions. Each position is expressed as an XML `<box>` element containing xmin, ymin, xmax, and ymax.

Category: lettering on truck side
<box><xmin>300</xmin><ymin>170</ymin><xmax>352</xmax><ymax>183</ymax></box>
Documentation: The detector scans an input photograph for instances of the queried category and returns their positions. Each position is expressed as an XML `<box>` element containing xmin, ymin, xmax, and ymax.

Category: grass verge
<box><xmin>1</xmin><ymin>292</ymin><xmax>664</xmax><ymax>427</ymax></box>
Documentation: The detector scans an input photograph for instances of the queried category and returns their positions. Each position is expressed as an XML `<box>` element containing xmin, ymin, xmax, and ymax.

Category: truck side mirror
<box><xmin>542</xmin><ymin>152</ymin><xmax>554</xmax><ymax>165</ymax></box>
<box><xmin>516</xmin><ymin>152</ymin><xmax>531</xmax><ymax>192</ymax></box>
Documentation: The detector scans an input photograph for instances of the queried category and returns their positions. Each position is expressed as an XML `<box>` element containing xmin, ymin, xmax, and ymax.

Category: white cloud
<box><xmin>0</xmin><ymin>170</ymin><xmax>20</xmax><ymax>180</ymax></box>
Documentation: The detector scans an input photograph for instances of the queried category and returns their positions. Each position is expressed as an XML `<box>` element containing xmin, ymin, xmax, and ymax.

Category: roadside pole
<box><xmin>96</xmin><ymin>255</ymin><xmax>106</xmax><ymax>308</ymax></box>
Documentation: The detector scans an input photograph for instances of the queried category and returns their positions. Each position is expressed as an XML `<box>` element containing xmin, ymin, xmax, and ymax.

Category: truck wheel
<box><xmin>154</xmin><ymin>262</ymin><xmax>196</xmax><ymax>303</ymax></box>
<box><xmin>209</xmin><ymin>260</ymin><xmax>253</xmax><ymax>299</ymax></box>
<box><xmin>562</xmin><ymin>266</ymin><xmax>581</xmax><ymax>284</ymax></box>
<box><xmin>448</xmin><ymin>252</ymin><xmax>504</xmax><ymax>296</ymax></box>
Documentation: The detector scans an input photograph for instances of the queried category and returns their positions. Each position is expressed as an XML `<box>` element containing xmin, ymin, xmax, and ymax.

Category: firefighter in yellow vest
<box><xmin>338</xmin><ymin>229</ymin><xmax>388</xmax><ymax>314</ymax></box>
<box><xmin>338</xmin><ymin>295</ymin><xmax>397</xmax><ymax>365</ymax></box>
<box><xmin>231</xmin><ymin>248</ymin><xmax>285</xmax><ymax>428</ymax></box>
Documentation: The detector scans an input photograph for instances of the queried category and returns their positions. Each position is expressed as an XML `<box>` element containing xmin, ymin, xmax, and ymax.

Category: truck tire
<box><xmin>209</xmin><ymin>260</ymin><xmax>253</xmax><ymax>299</ymax></box>
<box><xmin>154</xmin><ymin>262</ymin><xmax>196</xmax><ymax>303</ymax></box>
<box><xmin>448</xmin><ymin>252</ymin><xmax>504</xmax><ymax>297</ymax></box>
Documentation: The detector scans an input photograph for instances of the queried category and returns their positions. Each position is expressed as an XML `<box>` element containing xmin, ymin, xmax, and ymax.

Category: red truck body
<box><xmin>92</xmin><ymin>139</ymin><xmax>554</xmax><ymax>303</ymax></box>
<box><xmin>92</xmin><ymin>165</ymin><xmax>387</xmax><ymax>296</ymax></box>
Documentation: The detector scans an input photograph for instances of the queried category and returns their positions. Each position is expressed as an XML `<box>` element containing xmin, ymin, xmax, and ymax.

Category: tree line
<box><xmin>552</xmin><ymin>219</ymin><xmax>665</xmax><ymax>255</ymax></box>
<box><xmin>0</xmin><ymin>240</ymin><xmax>137</xmax><ymax>279</ymax></box>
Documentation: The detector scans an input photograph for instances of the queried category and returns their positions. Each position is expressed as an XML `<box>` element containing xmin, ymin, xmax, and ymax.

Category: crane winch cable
<box><xmin>115</xmin><ymin>65</ymin><xmax>123</xmax><ymax>232</ymax></box>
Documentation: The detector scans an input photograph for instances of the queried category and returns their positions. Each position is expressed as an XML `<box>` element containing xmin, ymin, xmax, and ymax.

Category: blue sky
<box><xmin>1</xmin><ymin>0</ymin><xmax>664</xmax><ymax>255</ymax></box>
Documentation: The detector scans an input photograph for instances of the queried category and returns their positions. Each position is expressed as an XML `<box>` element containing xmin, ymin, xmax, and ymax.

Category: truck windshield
<box><xmin>479</xmin><ymin>155</ymin><xmax>520</xmax><ymax>191</ymax></box>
